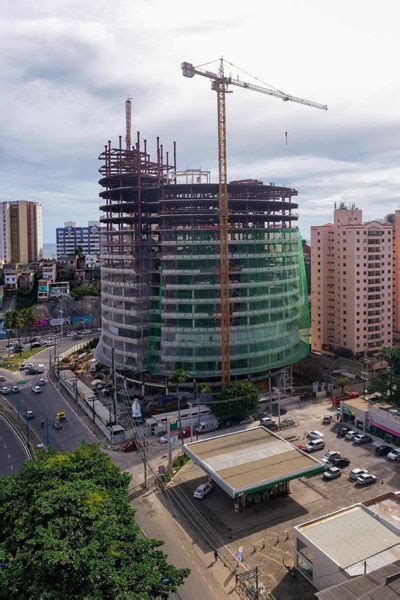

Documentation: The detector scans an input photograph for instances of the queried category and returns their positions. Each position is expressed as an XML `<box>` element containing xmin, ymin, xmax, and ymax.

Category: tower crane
<box><xmin>181</xmin><ymin>58</ymin><xmax>327</xmax><ymax>386</ymax></box>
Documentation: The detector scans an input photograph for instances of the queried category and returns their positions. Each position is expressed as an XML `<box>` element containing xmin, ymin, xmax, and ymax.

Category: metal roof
<box><xmin>183</xmin><ymin>426</ymin><xmax>324</xmax><ymax>498</ymax></box>
<box><xmin>297</xmin><ymin>505</ymin><xmax>400</xmax><ymax>569</ymax></box>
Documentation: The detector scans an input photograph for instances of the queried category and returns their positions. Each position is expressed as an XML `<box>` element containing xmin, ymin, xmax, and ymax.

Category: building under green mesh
<box><xmin>97</xmin><ymin>139</ymin><xmax>309</xmax><ymax>384</ymax></box>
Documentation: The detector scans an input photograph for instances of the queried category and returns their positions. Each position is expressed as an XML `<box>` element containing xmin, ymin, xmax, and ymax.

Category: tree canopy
<box><xmin>0</xmin><ymin>444</ymin><xmax>189</xmax><ymax>599</ymax></box>
<box><xmin>211</xmin><ymin>380</ymin><xmax>260</xmax><ymax>423</ymax></box>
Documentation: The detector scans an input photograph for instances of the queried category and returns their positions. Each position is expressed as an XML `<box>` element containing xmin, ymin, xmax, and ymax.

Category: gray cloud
<box><xmin>1</xmin><ymin>0</ymin><xmax>400</xmax><ymax>242</ymax></box>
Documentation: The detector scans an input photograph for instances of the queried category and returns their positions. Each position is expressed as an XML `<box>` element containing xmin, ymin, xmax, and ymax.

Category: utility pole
<box><xmin>25</xmin><ymin>416</ymin><xmax>30</xmax><ymax>447</ymax></box>
<box><xmin>46</xmin><ymin>417</ymin><xmax>50</xmax><ymax>446</ymax></box>
<box><xmin>167</xmin><ymin>419</ymin><xmax>172</xmax><ymax>472</ymax></box>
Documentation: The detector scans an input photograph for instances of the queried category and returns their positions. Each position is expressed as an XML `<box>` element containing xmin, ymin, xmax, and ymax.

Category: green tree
<box><xmin>20</xmin><ymin>307</ymin><xmax>37</xmax><ymax>347</ymax></box>
<box><xmin>0</xmin><ymin>444</ymin><xmax>189</xmax><ymax>599</ymax></box>
<box><xmin>211</xmin><ymin>380</ymin><xmax>260</xmax><ymax>424</ymax></box>
<box><xmin>4</xmin><ymin>309</ymin><xmax>24</xmax><ymax>354</ymax></box>
<box><xmin>336</xmin><ymin>376</ymin><xmax>350</xmax><ymax>395</ymax></box>
<box><xmin>171</xmin><ymin>369</ymin><xmax>189</xmax><ymax>431</ymax></box>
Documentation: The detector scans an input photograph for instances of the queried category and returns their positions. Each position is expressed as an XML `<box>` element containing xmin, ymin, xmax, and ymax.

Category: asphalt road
<box><xmin>0</xmin><ymin>415</ymin><xmax>30</xmax><ymax>475</ymax></box>
<box><xmin>0</xmin><ymin>338</ymin><xmax>97</xmax><ymax>452</ymax></box>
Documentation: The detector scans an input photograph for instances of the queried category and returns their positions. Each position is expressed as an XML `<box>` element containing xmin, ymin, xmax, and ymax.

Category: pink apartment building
<box><xmin>311</xmin><ymin>205</ymin><xmax>393</xmax><ymax>355</ymax></box>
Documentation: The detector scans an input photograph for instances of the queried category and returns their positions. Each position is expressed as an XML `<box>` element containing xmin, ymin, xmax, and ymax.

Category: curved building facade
<box><xmin>96</xmin><ymin>139</ymin><xmax>309</xmax><ymax>382</ymax></box>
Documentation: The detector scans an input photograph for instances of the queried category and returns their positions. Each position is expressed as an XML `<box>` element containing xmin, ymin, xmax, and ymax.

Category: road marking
<box><xmin>3</xmin><ymin>443</ymin><xmax>6</xmax><ymax>449</ymax></box>
<box><xmin>10</xmin><ymin>465</ymin><xmax>13</xmax><ymax>470</ymax></box>
<box><xmin>7</xmin><ymin>454</ymin><xmax>10</xmax><ymax>459</ymax></box>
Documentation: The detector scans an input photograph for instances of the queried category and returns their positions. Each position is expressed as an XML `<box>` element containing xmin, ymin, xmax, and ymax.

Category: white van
<box><xmin>36</xmin><ymin>364</ymin><xmax>45</xmax><ymax>373</ymax></box>
<box><xmin>196</xmin><ymin>416</ymin><xmax>219</xmax><ymax>434</ymax></box>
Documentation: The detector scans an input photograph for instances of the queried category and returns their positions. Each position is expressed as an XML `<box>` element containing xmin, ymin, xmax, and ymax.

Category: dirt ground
<box><xmin>168</xmin><ymin>398</ymin><xmax>400</xmax><ymax>599</ymax></box>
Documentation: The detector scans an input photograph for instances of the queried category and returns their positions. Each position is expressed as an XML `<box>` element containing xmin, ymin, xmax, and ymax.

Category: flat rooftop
<box><xmin>183</xmin><ymin>426</ymin><xmax>324</xmax><ymax>498</ymax></box>
<box><xmin>364</xmin><ymin>492</ymin><xmax>400</xmax><ymax>533</ymax></box>
<box><xmin>342</xmin><ymin>397</ymin><xmax>370</xmax><ymax>412</ymax></box>
<box><xmin>297</xmin><ymin>505</ymin><xmax>400</xmax><ymax>576</ymax></box>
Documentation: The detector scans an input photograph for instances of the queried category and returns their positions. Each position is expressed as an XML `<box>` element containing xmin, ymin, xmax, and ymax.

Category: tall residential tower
<box><xmin>311</xmin><ymin>205</ymin><xmax>393</xmax><ymax>355</ymax></box>
<box><xmin>0</xmin><ymin>201</ymin><xmax>43</xmax><ymax>264</ymax></box>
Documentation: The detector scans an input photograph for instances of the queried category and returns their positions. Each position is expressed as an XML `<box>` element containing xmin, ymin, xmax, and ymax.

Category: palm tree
<box><xmin>21</xmin><ymin>307</ymin><xmax>37</xmax><ymax>348</ymax></box>
<box><xmin>5</xmin><ymin>309</ymin><xmax>23</xmax><ymax>355</ymax></box>
<box><xmin>171</xmin><ymin>369</ymin><xmax>189</xmax><ymax>430</ymax></box>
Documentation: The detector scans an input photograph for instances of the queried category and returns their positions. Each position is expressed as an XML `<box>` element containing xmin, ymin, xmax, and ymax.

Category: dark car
<box><xmin>330</xmin><ymin>456</ymin><xmax>351</xmax><ymax>468</ymax></box>
<box><xmin>52</xmin><ymin>420</ymin><xmax>63</xmax><ymax>430</ymax></box>
<box><xmin>375</xmin><ymin>445</ymin><xmax>393</xmax><ymax>456</ymax></box>
<box><xmin>31</xmin><ymin>341</ymin><xmax>41</xmax><ymax>348</ymax></box>
<box><xmin>272</xmin><ymin>406</ymin><xmax>287</xmax><ymax>417</ymax></box>
<box><xmin>337</xmin><ymin>426</ymin><xmax>350</xmax><ymax>438</ymax></box>
<box><xmin>121</xmin><ymin>440</ymin><xmax>138</xmax><ymax>452</ymax></box>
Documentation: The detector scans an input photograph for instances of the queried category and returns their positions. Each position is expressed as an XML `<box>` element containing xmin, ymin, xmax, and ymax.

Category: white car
<box><xmin>322</xmin><ymin>467</ymin><xmax>341</xmax><ymax>480</ymax></box>
<box><xmin>38</xmin><ymin>378</ymin><xmax>46</xmax><ymax>386</ymax></box>
<box><xmin>345</xmin><ymin>430</ymin><xmax>357</xmax><ymax>440</ymax></box>
<box><xmin>32</xmin><ymin>385</ymin><xmax>42</xmax><ymax>394</ymax></box>
<box><xmin>305</xmin><ymin>439</ymin><xmax>325</xmax><ymax>453</ymax></box>
<box><xmin>193</xmin><ymin>482</ymin><xmax>213</xmax><ymax>499</ymax></box>
<box><xmin>321</xmin><ymin>457</ymin><xmax>333</xmax><ymax>468</ymax></box>
<box><xmin>324</xmin><ymin>450</ymin><xmax>341</xmax><ymax>461</ymax></box>
<box><xmin>159</xmin><ymin>434</ymin><xmax>179</xmax><ymax>444</ymax></box>
<box><xmin>307</xmin><ymin>431</ymin><xmax>324</xmax><ymax>440</ymax></box>
<box><xmin>387</xmin><ymin>449</ymin><xmax>400</xmax><ymax>461</ymax></box>
<box><xmin>1</xmin><ymin>386</ymin><xmax>10</xmax><ymax>395</ymax></box>
<box><xmin>356</xmin><ymin>473</ymin><xmax>377</xmax><ymax>486</ymax></box>
<box><xmin>349</xmin><ymin>468</ymin><xmax>368</xmax><ymax>481</ymax></box>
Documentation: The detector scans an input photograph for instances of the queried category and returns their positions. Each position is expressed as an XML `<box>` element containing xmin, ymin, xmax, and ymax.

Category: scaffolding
<box><xmin>96</xmin><ymin>121</ymin><xmax>309</xmax><ymax>383</ymax></box>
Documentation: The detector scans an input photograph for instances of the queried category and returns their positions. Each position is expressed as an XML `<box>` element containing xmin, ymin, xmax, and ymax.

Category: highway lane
<box><xmin>0</xmin><ymin>415</ymin><xmax>30</xmax><ymax>476</ymax></box>
<box><xmin>0</xmin><ymin>338</ymin><xmax>97</xmax><ymax>451</ymax></box>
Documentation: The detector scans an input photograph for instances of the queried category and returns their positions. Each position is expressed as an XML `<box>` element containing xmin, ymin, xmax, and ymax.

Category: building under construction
<box><xmin>96</xmin><ymin>103</ymin><xmax>310</xmax><ymax>385</ymax></box>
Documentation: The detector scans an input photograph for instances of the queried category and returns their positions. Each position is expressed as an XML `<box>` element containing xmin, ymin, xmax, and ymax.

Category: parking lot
<box><xmin>168</xmin><ymin>398</ymin><xmax>400</xmax><ymax>599</ymax></box>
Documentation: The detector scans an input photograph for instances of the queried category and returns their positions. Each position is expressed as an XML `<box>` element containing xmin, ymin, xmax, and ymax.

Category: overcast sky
<box><xmin>1</xmin><ymin>0</ymin><xmax>400</xmax><ymax>241</ymax></box>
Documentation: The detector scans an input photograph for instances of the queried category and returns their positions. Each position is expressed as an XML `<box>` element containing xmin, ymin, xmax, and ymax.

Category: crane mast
<box><xmin>181</xmin><ymin>58</ymin><xmax>327</xmax><ymax>386</ymax></box>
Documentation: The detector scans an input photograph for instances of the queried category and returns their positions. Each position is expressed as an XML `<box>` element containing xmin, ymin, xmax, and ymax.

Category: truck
<box><xmin>195</xmin><ymin>415</ymin><xmax>219</xmax><ymax>434</ymax></box>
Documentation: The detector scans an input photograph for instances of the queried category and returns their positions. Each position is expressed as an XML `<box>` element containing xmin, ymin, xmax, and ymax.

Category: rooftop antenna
<box><xmin>125</xmin><ymin>97</ymin><xmax>132</xmax><ymax>151</ymax></box>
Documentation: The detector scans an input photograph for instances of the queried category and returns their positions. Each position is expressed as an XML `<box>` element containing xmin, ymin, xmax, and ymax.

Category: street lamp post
<box><xmin>272</xmin><ymin>387</ymin><xmax>281</xmax><ymax>427</ymax></box>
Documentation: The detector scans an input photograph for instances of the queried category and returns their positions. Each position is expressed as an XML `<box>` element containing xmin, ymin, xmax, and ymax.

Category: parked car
<box><xmin>356</xmin><ymin>473</ymin><xmax>377</xmax><ymax>486</ymax></box>
<box><xmin>25</xmin><ymin>409</ymin><xmax>34</xmax><ymax>419</ymax></box>
<box><xmin>52</xmin><ymin>420</ymin><xmax>63</xmax><ymax>430</ymax></box>
<box><xmin>325</xmin><ymin>450</ymin><xmax>341</xmax><ymax>461</ymax></box>
<box><xmin>330</xmin><ymin>456</ymin><xmax>351</xmax><ymax>468</ymax></box>
<box><xmin>353</xmin><ymin>434</ymin><xmax>372</xmax><ymax>444</ymax></box>
<box><xmin>294</xmin><ymin>444</ymin><xmax>307</xmax><ymax>451</ymax></box>
<box><xmin>337</xmin><ymin>426</ymin><xmax>350</xmax><ymax>438</ymax></box>
<box><xmin>27</xmin><ymin>368</ymin><xmax>37</xmax><ymax>375</ymax></box>
<box><xmin>350</xmin><ymin>468</ymin><xmax>368</xmax><ymax>481</ymax></box>
<box><xmin>11</xmin><ymin>385</ymin><xmax>19</xmax><ymax>394</ymax></box>
<box><xmin>38</xmin><ymin>378</ymin><xmax>46</xmax><ymax>386</ymax></box>
<box><xmin>322</xmin><ymin>415</ymin><xmax>333</xmax><ymax>424</ymax></box>
<box><xmin>19</xmin><ymin>363</ymin><xmax>26</xmax><ymax>371</ymax></box>
<box><xmin>375</xmin><ymin>445</ymin><xmax>393</xmax><ymax>457</ymax></box>
<box><xmin>193</xmin><ymin>482</ymin><xmax>213</xmax><ymax>500</ymax></box>
<box><xmin>305</xmin><ymin>439</ymin><xmax>325</xmax><ymax>453</ymax></box>
<box><xmin>321</xmin><ymin>457</ymin><xmax>333</xmax><ymax>468</ymax></box>
<box><xmin>280</xmin><ymin>418</ymin><xmax>296</xmax><ymax>428</ymax></box>
<box><xmin>322</xmin><ymin>467</ymin><xmax>341</xmax><ymax>480</ymax></box>
<box><xmin>271</xmin><ymin>406</ymin><xmax>287</xmax><ymax>417</ymax></box>
<box><xmin>239</xmin><ymin>416</ymin><xmax>254</xmax><ymax>425</ymax></box>
<box><xmin>121</xmin><ymin>440</ymin><xmax>138</xmax><ymax>452</ymax></box>
<box><xmin>32</xmin><ymin>385</ymin><xmax>42</xmax><ymax>394</ymax></box>
<box><xmin>0</xmin><ymin>375</ymin><xmax>6</xmax><ymax>382</ymax></box>
<box><xmin>345</xmin><ymin>430</ymin><xmax>357</xmax><ymax>440</ymax></box>
<box><xmin>1</xmin><ymin>386</ymin><xmax>10</xmax><ymax>395</ymax></box>
<box><xmin>387</xmin><ymin>448</ymin><xmax>400</xmax><ymax>461</ymax></box>
<box><xmin>31</xmin><ymin>341</ymin><xmax>41</xmax><ymax>348</ymax></box>
<box><xmin>159</xmin><ymin>433</ymin><xmax>179</xmax><ymax>444</ymax></box>
<box><xmin>307</xmin><ymin>431</ymin><xmax>324</xmax><ymax>440</ymax></box>
<box><xmin>260</xmin><ymin>416</ymin><xmax>277</xmax><ymax>429</ymax></box>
